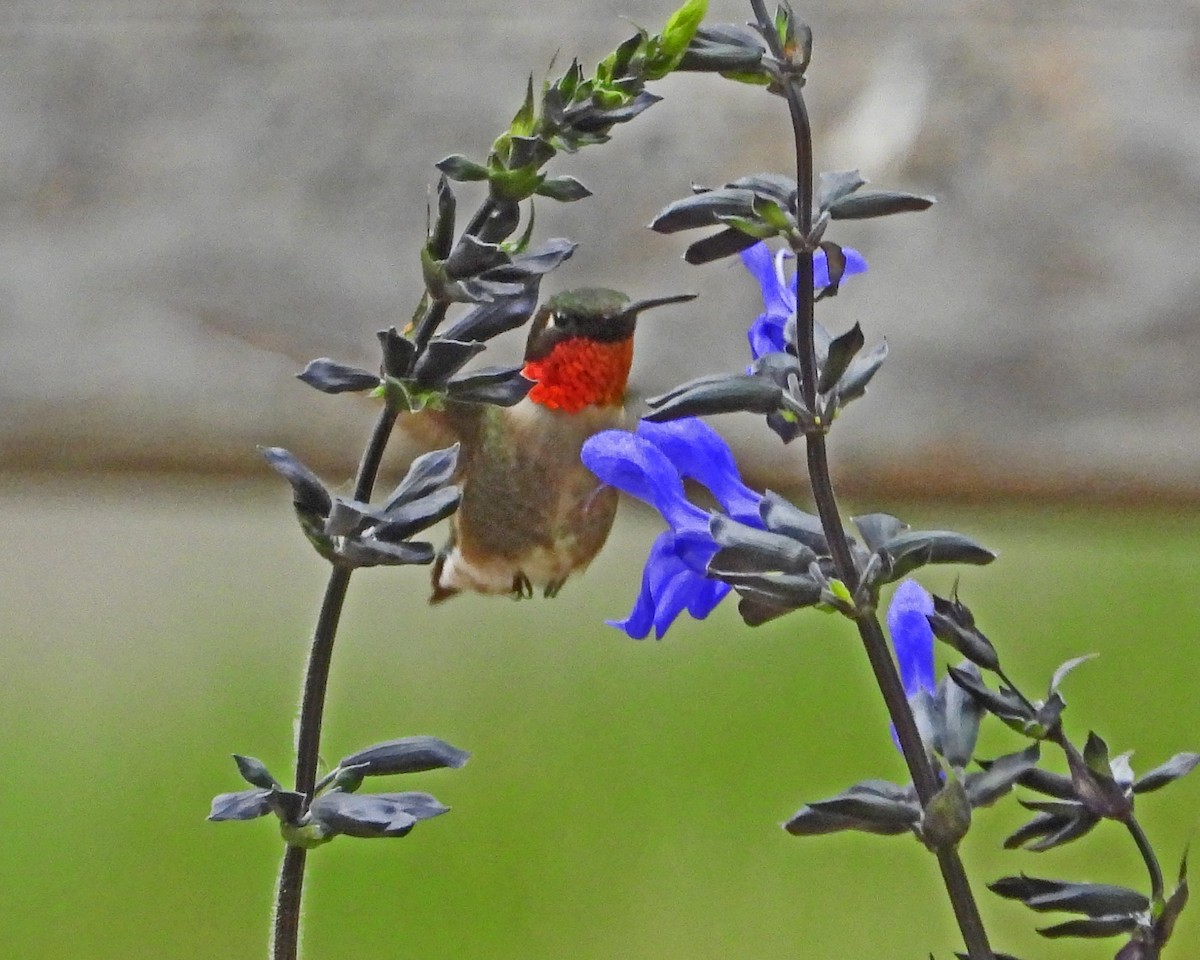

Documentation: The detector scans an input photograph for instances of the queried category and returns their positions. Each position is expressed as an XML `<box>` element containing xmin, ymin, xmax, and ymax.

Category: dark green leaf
<box><xmin>852</xmin><ymin>513</ymin><xmax>906</xmax><ymax>552</ymax></box>
<box><xmin>818</xmin><ymin>170</ymin><xmax>867</xmax><ymax>211</ymax></box>
<box><xmin>988</xmin><ymin>875</ymin><xmax>1148</xmax><ymax>916</ymax></box>
<box><xmin>233</xmin><ymin>754</ymin><xmax>280</xmax><ymax>790</ymax></box>
<box><xmin>297</xmin><ymin>358</ymin><xmax>379</xmax><ymax>394</ymax></box>
<box><xmin>260</xmin><ymin>448</ymin><xmax>331</xmax><ymax>520</ymax></box>
<box><xmin>1135</xmin><ymin>752</ymin><xmax>1200</xmax><ymax>794</ymax></box>
<box><xmin>208</xmin><ymin>788</ymin><xmax>273</xmax><ymax>822</ymax></box>
<box><xmin>384</xmin><ymin>445</ymin><xmax>459</xmax><ymax>511</ymax></box>
<box><xmin>685</xmin><ymin>227</ymin><xmax>764</xmax><ymax>264</ymax></box>
<box><xmin>1037</xmin><ymin>915</ymin><xmax>1141</xmax><ymax>939</ymax></box>
<box><xmin>965</xmin><ymin>745</ymin><xmax>1040</xmax><ymax>808</ymax></box>
<box><xmin>338</xmin><ymin>736</ymin><xmax>470</xmax><ymax>781</ymax></box>
<box><xmin>836</xmin><ymin>340</ymin><xmax>889</xmax><ymax>403</ymax></box>
<box><xmin>644</xmin><ymin>373</ymin><xmax>783</xmax><ymax>420</ymax></box>
<box><xmin>759</xmin><ymin>492</ymin><xmax>828</xmax><ymax>551</ymax></box>
<box><xmin>532</xmin><ymin>175</ymin><xmax>592</xmax><ymax>203</ymax></box>
<box><xmin>817</xmin><ymin>322</ymin><xmax>864</xmax><ymax>394</ymax></box>
<box><xmin>447</xmin><ymin>366</ymin><xmax>532</xmax><ymax>406</ymax></box>
<box><xmin>435</xmin><ymin>154</ymin><xmax>489</xmax><ymax>182</ymax></box>
<box><xmin>377</xmin><ymin>327</ymin><xmax>417</xmax><ymax>379</ymax></box>
<box><xmin>708</xmin><ymin>514</ymin><xmax>816</xmax><ymax>574</ymax></box>
<box><xmin>443</xmin><ymin>288</ymin><xmax>540</xmax><ymax>343</ymax></box>
<box><xmin>413</xmin><ymin>338</ymin><xmax>486</xmax><ymax>389</ymax></box>
<box><xmin>827</xmin><ymin>190</ymin><xmax>935</xmax><ymax>219</ymax></box>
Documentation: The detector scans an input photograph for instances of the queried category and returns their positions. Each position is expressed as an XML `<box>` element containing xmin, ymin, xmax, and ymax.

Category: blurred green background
<box><xmin>4</xmin><ymin>475</ymin><xmax>1198</xmax><ymax>959</ymax></box>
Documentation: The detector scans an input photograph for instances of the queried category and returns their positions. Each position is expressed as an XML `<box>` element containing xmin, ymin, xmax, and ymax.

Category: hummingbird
<box><xmin>428</xmin><ymin>287</ymin><xmax>696</xmax><ymax>602</ymax></box>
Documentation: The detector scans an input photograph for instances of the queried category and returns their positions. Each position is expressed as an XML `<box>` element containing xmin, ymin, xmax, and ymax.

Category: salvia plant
<box><xmin>208</xmin><ymin>2</ymin><xmax>1196</xmax><ymax>958</ymax></box>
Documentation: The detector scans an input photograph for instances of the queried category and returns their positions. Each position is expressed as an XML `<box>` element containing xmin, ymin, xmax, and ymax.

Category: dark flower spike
<box><xmin>297</xmin><ymin>358</ymin><xmax>380</xmax><ymax>395</ymax></box>
<box><xmin>878</xmin><ymin>529</ymin><xmax>996</xmax><ymax>583</ymax></box>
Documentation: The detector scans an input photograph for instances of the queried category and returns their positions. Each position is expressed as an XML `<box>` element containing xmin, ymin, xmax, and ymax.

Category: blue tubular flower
<box><xmin>740</xmin><ymin>241</ymin><xmax>868</xmax><ymax>360</ymax></box>
<box><xmin>887</xmin><ymin>578</ymin><xmax>936</xmax><ymax>699</ymax></box>
<box><xmin>581</xmin><ymin>417</ymin><xmax>764</xmax><ymax>639</ymax></box>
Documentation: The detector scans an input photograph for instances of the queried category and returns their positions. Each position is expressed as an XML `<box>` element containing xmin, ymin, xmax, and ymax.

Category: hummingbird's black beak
<box><xmin>622</xmin><ymin>292</ymin><xmax>698</xmax><ymax>321</ymax></box>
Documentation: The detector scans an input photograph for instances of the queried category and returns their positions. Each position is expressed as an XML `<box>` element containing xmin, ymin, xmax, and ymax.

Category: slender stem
<box><xmin>1127</xmin><ymin>816</ymin><xmax>1166</xmax><ymax>903</ymax></box>
<box><xmin>747</xmin><ymin>4</ymin><xmax>994</xmax><ymax>957</ymax></box>
<box><xmin>272</xmin><ymin>405</ymin><xmax>400</xmax><ymax>960</ymax></box>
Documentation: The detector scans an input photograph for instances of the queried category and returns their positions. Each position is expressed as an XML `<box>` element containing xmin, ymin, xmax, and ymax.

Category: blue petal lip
<box><xmin>583</xmin><ymin>417</ymin><xmax>764</xmax><ymax>639</ymax></box>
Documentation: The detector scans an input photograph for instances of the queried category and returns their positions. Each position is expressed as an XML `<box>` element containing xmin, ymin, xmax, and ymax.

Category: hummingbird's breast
<box><xmin>436</xmin><ymin>399</ymin><xmax>626</xmax><ymax>597</ymax></box>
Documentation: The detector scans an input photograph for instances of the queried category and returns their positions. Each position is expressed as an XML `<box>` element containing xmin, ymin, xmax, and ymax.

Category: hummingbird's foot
<box><xmin>428</xmin><ymin>551</ymin><xmax>461</xmax><ymax>604</ymax></box>
<box><xmin>510</xmin><ymin>572</ymin><xmax>534</xmax><ymax>600</ymax></box>
<box><xmin>543</xmin><ymin>577</ymin><xmax>567</xmax><ymax>599</ymax></box>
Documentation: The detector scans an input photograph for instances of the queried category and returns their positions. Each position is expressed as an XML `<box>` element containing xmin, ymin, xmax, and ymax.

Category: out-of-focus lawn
<box><xmin>3</xmin><ymin>476</ymin><xmax>1198</xmax><ymax>959</ymax></box>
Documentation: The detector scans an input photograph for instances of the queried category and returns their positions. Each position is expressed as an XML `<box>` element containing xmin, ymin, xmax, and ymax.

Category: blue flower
<box><xmin>740</xmin><ymin>241</ymin><xmax>868</xmax><ymax>359</ymax></box>
<box><xmin>886</xmin><ymin>578</ymin><xmax>936</xmax><ymax>699</ymax></box>
<box><xmin>581</xmin><ymin>417</ymin><xmax>763</xmax><ymax>639</ymax></box>
<box><xmin>886</xmin><ymin>578</ymin><xmax>937</xmax><ymax>754</ymax></box>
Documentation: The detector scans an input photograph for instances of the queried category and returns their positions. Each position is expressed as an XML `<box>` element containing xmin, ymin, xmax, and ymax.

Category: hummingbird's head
<box><xmin>522</xmin><ymin>288</ymin><xmax>696</xmax><ymax>413</ymax></box>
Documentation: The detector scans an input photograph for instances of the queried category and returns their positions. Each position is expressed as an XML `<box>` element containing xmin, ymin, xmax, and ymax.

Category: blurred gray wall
<box><xmin>2</xmin><ymin>1</ymin><xmax>1199</xmax><ymax>499</ymax></box>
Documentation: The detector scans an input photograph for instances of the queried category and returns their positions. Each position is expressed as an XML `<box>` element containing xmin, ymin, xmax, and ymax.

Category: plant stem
<box><xmin>271</xmin><ymin>404</ymin><xmax>400</xmax><ymax>960</ymax></box>
<box><xmin>747</xmin><ymin>2</ymin><xmax>994</xmax><ymax>956</ymax></box>
<box><xmin>1127</xmin><ymin>816</ymin><xmax>1165</xmax><ymax>904</ymax></box>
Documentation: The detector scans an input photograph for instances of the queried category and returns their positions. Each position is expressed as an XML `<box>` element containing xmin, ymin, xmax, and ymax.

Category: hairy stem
<box><xmin>272</xmin><ymin>404</ymin><xmax>400</xmax><ymax>960</ymax></box>
<box><xmin>747</xmin><ymin>2</ymin><xmax>994</xmax><ymax>956</ymax></box>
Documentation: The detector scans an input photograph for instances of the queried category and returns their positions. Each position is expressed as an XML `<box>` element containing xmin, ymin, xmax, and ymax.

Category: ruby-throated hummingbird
<box><xmin>428</xmin><ymin>287</ymin><xmax>695</xmax><ymax>602</ymax></box>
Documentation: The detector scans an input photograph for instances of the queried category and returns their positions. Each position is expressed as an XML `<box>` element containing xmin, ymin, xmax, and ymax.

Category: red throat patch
<box><xmin>522</xmin><ymin>336</ymin><xmax>634</xmax><ymax>413</ymax></box>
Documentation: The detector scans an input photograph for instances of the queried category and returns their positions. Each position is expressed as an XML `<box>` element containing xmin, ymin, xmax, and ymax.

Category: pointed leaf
<box><xmin>208</xmin><ymin>788</ymin><xmax>273</xmax><ymax>822</ymax></box>
<box><xmin>643</xmin><ymin>373</ymin><xmax>783</xmax><ymax>420</ymax></box>
<box><xmin>827</xmin><ymin>190</ymin><xmax>934</xmax><ymax>219</ymax></box>
<box><xmin>817</xmin><ymin>170</ymin><xmax>867</xmax><ymax>211</ymax></box>
<box><xmin>384</xmin><ymin>445</ymin><xmax>460</xmax><ymax>511</ymax></box>
<box><xmin>1135</xmin><ymin>752</ymin><xmax>1200</xmax><ymax>794</ymax></box>
<box><xmin>1037</xmin><ymin>915</ymin><xmax>1141</xmax><ymax>939</ymax></box>
<box><xmin>260</xmin><ymin>448</ymin><xmax>332</xmax><ymax>520</ymax></box>
<box><xmin>297</xmin><ymin>358</ymin><xmax>379</xmax><ymax>394</ymax></box>
<box><xmin>338</xmin><ymin>736</ymin><xmax>469</xmax><ymax>781</ymax></box>
<box><xmin>965</xmin><ymin>745</ymin><xmax>1040</xmax><ymax>808</ymax></box>
<box><xmin>817</xmin><ymin>322</ymin><xmax>864</xmax><ymax>394</ymax></box>
<box><xmin>233</xmin><ymin>755</ymin><xmax>280</xmax><ymax>790</ymax></box>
